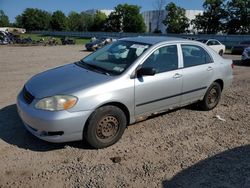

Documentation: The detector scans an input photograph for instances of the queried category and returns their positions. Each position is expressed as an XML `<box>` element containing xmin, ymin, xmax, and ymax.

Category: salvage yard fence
<box><xmin>32</xmin><ymin>31</ymin><xmax>250</xmax><ymax>48</ymax></box>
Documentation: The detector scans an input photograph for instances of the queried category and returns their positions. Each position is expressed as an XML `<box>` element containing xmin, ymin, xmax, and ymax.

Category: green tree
<box><xmin>79</xmin><ymin>12</ymin><xmax>94</xmax><ymax>31</ymax></box>
<box><xmin>50</xmin><ymin>10</ymin><xmax>68</xmax><ymax>31</ymax></box>
<box><xmin>15</xmin><ymin>8</ymin><xmax>51</xmax><ymax>31</ymax></box>
<box><xmin>68</xmin><ymin>11</ymin><xmax>94</xmax><ymax>31</ymax></box>
<box><xmin>163</xmin><ymin>2</ymin><xmax>189</xmax><ymax>34</ymax></box>
<box><xmin>90</xmin><ymin>11</ymin><xmax>107</xmax><ymax>31</ymax></box>
<box><xmin>15</xmin><ymin>15</ymin><xmax>23</xmax><ymax>28</ymax></box>
<box><xmin>68</xmin><ymin>11</ymin><xmax>81</xmax><ymax>31</ymax></box>
<box><xmin>105</xmin><ymin>4</ymin><xmax>146</xmax><ymax>33</ymax></box>
<box><xmin>0</xmin><ymin>10</ymin><xmax>10</xmax><ymax>27</ymax></box>
<box><xmin>226</xmin><ymin>0</ymin><xmax>250</xmax><ymax>34</ymax></box>
<box><xmin>192</xmin><ymin>0</ymin><xmax>226</xmax><ymax>34</ymax></box>
<box><xmin>105</xmin><ymin>12</ymin><xmax>121</xmax><ymax>32</ymax></box>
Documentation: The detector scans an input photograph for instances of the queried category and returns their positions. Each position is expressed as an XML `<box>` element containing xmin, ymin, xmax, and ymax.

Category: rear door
<box><xmin>180</xmin><ymin>44</ymin><xmax>214</xmax><ymax>105</ymax></box>
<box><xmin>135</xmin><ymin>44</ymin><xmax>183</xmax><ymax>116</ymax></box>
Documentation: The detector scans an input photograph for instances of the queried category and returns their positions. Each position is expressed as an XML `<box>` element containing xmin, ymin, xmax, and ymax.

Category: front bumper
<box><xmin>16</xmin><ymin>92</ymin><xmax>93</xmax><ymax>143</ymax></box>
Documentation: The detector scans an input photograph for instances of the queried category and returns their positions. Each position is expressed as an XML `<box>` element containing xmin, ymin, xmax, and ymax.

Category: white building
<box><xmin>142</xmin><ymin>9</ymin><xmax>203</xmax><ymax>34</ymax></box>
<box><xmin>185</xmin><ymin>10</ymin><xmax>204</xmax><ymax>33</ymax></box>
<box><xmin>142</xmin><ymin>10</ymin><xmax>167</xmax><ymax>33</ymax></box>
<box><xmin>85</xmin><ymin>9</ymin><xmax>114</xmax><ymax>17</ymax></box>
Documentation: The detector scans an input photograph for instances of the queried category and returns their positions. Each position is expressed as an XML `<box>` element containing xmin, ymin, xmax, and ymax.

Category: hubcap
<box><xmin>96</xmin><ymin>116</ymin><xmax>119</xmax><ymax>140</ymax></box>
<box><xmin>207</xmin><ymin>88</ymin><xmax>218</xmax><ymax>106</ymax></box>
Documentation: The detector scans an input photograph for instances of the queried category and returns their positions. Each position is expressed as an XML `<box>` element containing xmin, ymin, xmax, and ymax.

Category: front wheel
<box><xmin>219</xmin><ymin>50</ymin><xmax>224</xmax><ymax>56</ymax></box>
<box><xmin>199</xmin><ymin>82</ymin><xmax>222</xmax><ymax>111</ymax></box>
<box><xmin>84</xmin><ymin>106</ymin><xmax>127</xmax><ymax>149</ymax></box>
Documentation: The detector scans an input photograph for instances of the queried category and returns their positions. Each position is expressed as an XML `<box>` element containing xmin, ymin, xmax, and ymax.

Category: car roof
<box><xmin>120</xmin><ymin>36</ymin><xmax>187</xmax><ymax>45</ymax></box>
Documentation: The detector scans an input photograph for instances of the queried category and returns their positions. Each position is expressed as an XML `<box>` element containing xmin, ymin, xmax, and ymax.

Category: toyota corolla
<box><xmin>17</xmin><ymin>37</ymin><xmax>233</xmax><ymax>148</ymax></box>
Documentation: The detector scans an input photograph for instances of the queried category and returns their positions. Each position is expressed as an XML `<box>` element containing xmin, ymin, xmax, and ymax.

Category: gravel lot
<box><xmin>0</xmin><ymin>45</ymin><xmax>249</xmax><ymax>188</ymax></box>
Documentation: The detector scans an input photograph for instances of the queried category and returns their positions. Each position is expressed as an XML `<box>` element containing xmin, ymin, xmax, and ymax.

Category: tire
<box><xmin>84</xmin><ymin>106</ymin><xmax>127</xmax><ymax>149</ymax></box>
<box><xmin>219</xmin><ymin>50</ymin><xmax>224</xmax><ymax>56</ymax></box>
<box><xmin>199</xmin><ymin>82</ymin><xmax>221</xmax><ymax>111</ymax></box>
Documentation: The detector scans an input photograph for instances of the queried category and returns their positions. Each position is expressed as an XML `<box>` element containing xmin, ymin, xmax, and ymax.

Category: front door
<box><xmin>135</xmin><ymin>45</ymin><xmax>183</xmax><ymax>116</ymax></box>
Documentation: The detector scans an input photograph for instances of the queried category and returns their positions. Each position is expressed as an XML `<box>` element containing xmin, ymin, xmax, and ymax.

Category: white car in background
<box><xmin>197</xmin><ymin>39</ymin><xmax>226</xmax><ymax>56</ymax></box>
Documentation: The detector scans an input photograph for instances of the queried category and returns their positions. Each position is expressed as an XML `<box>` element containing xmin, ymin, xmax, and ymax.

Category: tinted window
<box><xmin>197</xmin><ymin>39</ymin><xmax>208</xmax><ymax>44</ymax></box>
<box><xmin>207</xmin><ymin>40</ymin><xmax>214</xmax><ymax>45</ymax></box>
<box><xmin>182</xmin><ymin>45</ymin><xmax>213</xmax><ymax>67</ymax></box>
<box><xmin>213</xmin><ymin>40</ymin><xmax>220</xmax><ymax>45</ymax></box>
<box><xmin>142</xmin><ymin>45</ymin><xmax>178</xmax><ymax>73</ymax></box>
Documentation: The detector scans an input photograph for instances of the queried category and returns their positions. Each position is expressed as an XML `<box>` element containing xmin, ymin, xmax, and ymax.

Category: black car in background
<box><xmin>61</xmin><ymin>37</ymin><xmax>75</xmax><ymax>45</ymax></box>
<box><xmin>85</xmin><ymin>37</ymin><xmax>116</xmax><ymax>51</ymax></box>
<box><xmin>231</xmin><ymin>41</ymin><xmax>250</xmax><ymax>55</ymax></box>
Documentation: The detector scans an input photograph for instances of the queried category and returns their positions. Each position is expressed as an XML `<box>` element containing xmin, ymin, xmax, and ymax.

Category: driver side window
<box><xmin>142</xmin><ymin>45</ymin><xmax>179</xmax><ymax>74</ymax></box>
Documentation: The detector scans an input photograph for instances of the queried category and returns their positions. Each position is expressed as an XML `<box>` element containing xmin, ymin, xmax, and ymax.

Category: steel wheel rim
<box><xmin>96</xmin><ymin>115</ymin><xmax>119</xmax><ymax>140</ymax></box>
<box><xmin>207</xmin><ymin>87</ymin><xmax>218</xmax><ymax>107</ymax></box>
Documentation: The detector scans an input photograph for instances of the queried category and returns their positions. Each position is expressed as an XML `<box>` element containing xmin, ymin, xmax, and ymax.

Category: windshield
<box><xmin>77</xmin><ymin>40</ymin><xmax>150</xmax><ymax>75</ymax></box>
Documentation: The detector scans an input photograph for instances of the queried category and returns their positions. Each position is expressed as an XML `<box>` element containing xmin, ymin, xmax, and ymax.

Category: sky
<box><xmin>0</xmin><ymin>0</ymin><xmax>204</xmax><ymax>23</ymax></box>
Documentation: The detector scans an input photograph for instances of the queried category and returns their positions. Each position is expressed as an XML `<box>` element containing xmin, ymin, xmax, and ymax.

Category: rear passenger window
<box><xmin>142</xmin><ymin>45</ymin><xmax>178</xmax><ymax>73</ymax></box>
<box><xmin>181</xmin><ymin>45</ymin><xmax>213</xmax><ymax>68</ymax></box>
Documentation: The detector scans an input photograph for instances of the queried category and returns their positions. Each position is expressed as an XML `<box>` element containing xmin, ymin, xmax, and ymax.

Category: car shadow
<box><xmin>0</xmin><ymin>104</ymin><xmax>92</xmax><ymax>152</ymax></box>
<box><xmin>79</xmin><ymin>49</ymin><xmax>92</xmax><ymax>53</ymax></box>
<box><xmin>162</xmin><ymin>145</ymin><xmax>250</xmax><ymax>188</ymax></box>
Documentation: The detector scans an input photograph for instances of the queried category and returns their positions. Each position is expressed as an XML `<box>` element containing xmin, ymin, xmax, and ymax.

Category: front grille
<box><xmin>23</xmin><ymin>87</ymin><xmax>34</xmax><ymax>104</ymax></box>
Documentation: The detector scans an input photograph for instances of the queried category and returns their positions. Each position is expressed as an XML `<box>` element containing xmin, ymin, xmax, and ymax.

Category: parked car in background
<box><xmin>61</xmin><ymin>37</ymin><xmax>75</xmax><ymax>45</ymax></box>
<box><xmin>196</xmin><ymin>39</ymin><xmax>226</xmax><ymax>56</ymax></box>
<box><xmin>231</xmin><ymin>41</ymin><xmax>250</xmax><ymax>55</ymax></box>
<box><xmin>17</xmin><ymin>37</ymin><xmax>233</xmax><ymax>149</ymax></box>
<box><xmin>242</xmin><ymin>47</ymin><xmax>250</xmax><ymax>64</ymax></box>
<box><xmin>85</xmin><ymin>37</ymin><xmax>116</xmax><ymax>51</ymax></box>
<box><xmin>0</xmin><ymin>31</ymin><xmax>9</xmax><ymax>44</ymax></box>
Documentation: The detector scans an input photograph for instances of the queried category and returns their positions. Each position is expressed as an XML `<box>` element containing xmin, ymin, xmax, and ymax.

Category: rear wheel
<box><xmin>199</xmin><ymin>82</ymin><xmax>221</xmax><ymax>111</ymax></box>
<box><xmin>84</xmin><ymin>106</ymin><xmax>127</xmax><ymax>149</ymax></box>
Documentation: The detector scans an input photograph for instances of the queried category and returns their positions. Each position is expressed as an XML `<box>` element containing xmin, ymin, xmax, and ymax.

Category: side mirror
<box><xmin>137</xmin><ymin>67</ymin><xmax>156</xmax><ymax>77</ymax></box>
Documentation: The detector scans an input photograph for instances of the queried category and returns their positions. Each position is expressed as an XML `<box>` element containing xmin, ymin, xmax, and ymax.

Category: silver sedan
<box><xmin>17</xmin><ymin>37</ymin><xmax>233</xmax><ymax>148</ymax></box>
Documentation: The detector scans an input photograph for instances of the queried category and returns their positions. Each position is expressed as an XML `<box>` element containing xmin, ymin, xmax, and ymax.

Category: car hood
<box><xmin>25</xmin><ymin>63</ymin><xmax>112</xmax><ymax>99</ymax></box>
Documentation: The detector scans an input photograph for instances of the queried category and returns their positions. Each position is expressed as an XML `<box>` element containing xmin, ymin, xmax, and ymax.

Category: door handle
<box><xmin>207</xmin><ymin>66</ymin><xmax>213</xmax><ymax>71</ymax></box>
<box><xmin>173</xmin><ymin>73</ymin><xmax>183</xmax><ymax>79</ymax></box>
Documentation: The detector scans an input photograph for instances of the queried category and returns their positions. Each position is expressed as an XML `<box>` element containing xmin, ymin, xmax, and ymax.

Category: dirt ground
<box><xmin>0</xmin><ymin>45</ymin><xmax>249</xmax><ymax>188</ymax></box>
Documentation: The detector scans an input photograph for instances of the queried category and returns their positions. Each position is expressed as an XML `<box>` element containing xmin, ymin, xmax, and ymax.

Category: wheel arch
<box><xmin>84</xmin><ymin>101</ymin><xmax>131</xmax><ymax>132</ymax></box>
<box><xmin>214</xmin><ymin>79</ymin><xmax>224</xmax><ymax>91</ymax></box>
<box><xmin>99</xmin><ymin>102</ymin><xmax>130</xmax><ymax>126</ymax></box>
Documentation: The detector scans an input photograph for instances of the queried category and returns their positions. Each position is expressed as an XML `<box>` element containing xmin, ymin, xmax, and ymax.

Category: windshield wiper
<box><xmin>78</xmin><ymin>60</ymin><xmax>111</xmax><ymax>76</ymax></box>
<box><xmin>76</xmin><ymin>60</ymin><xmax>110</xmax><ymax>76</ymax></box>
<box><xmin>85</xmin><ymin>63</ymin><xmax>111</xmax><ymax>76</ymax></box>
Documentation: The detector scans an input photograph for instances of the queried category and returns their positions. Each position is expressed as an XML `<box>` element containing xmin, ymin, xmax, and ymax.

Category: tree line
<box><xmin>165</xmin><ymin>0</ymin><xmax>250</xmax><ymax>34</ymax></box>
<box><xmin>0</xmin><ymin>0</ymin><xmax>250</xmax><ymax>34</ymax></box>
<box><xmin>0</xmin><ymin>4</ymin><xmax>146</xmax><ymax>33</ymax></box>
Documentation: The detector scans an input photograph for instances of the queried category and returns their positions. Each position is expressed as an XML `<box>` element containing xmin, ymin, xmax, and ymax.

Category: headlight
<box><xmin>35</xmin><ymin>95</ymin><xmax>78</xmax><ymax>111</ymax></box>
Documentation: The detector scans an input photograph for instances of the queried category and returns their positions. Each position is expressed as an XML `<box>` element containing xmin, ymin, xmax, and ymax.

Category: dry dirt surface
<box><xmin>0</xmin><ymin>45</ymin><xmax>249</xmax><ymax>188</ymax></box>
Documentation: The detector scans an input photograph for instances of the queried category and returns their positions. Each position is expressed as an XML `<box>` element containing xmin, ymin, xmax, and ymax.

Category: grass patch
<box><xmin>20</xmin><ymin>33</ymin><xmax>90</xmax><ymax>45</ymax></box>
